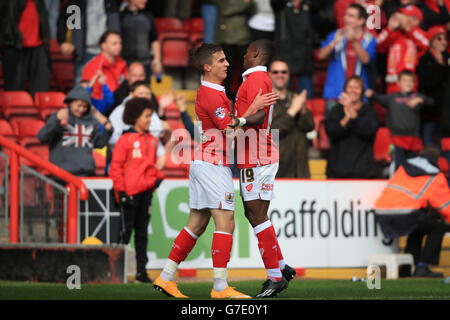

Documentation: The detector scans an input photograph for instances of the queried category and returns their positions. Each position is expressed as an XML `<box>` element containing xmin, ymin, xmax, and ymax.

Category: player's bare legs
<box><xmin>243</xmin><ymin>199</ymin><xmax>270</xmax><ymax>228</ymax></box>
<box><xmin>186</xmin><ymin>209</ymin><xmax>212</xmax><ymax>236</ymax></box>
<box><xmin>154</xmin><ymin>209</ymin><xmax>210</xmax><ymax>297</ymax></box>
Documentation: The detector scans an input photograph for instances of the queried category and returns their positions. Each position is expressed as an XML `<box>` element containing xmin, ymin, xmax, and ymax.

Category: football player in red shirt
<box><xmin>153</xmin><ymin>43</ymin><xmax>278</xmax><ymax>299</ymax></box>
<box><xmin>231</xmin><ymin>40</ymin><xmax>296</xmax><ymax>298</ymax></box>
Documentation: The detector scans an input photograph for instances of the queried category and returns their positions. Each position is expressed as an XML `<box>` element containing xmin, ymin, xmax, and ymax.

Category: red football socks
<box><xmin>211</xmin><ymin>231</ymin><xmax>233</xmax><ymax>268</ymax></box>
<box><xmin>168</xmin><ymin>227</ymin><xmax>198</xmax><ymax>264</ymax></box>
<box><xmin>254</xmin><ymin>220</ymin><xmax>282</xmax><ymax>281</ymax></box>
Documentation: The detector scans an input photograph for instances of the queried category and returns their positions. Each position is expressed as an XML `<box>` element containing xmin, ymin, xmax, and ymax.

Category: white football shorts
<box><xmin>189</xmin><ymin>160</ymin><xmax>235</xmax><ymax>211</ymax></box>
<box><xmin>239</xmin><ymin>162</ymin><xmax>279</xmax><ymax>202</ymax></box>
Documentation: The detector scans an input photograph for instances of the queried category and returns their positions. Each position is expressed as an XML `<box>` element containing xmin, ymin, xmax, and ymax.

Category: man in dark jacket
<box><xmin>271</xmin><ymin>0</ymin><xmax>317</xmax><ymax>98</ymax></box>
<box><xmin>374</xmin><ymin>144</ymin><xmax>450</xmax><ymax>277</ymax></box>
<box><xmin>417</xmin><ymin>25</ymin><xmax>450</xmax><ymax>146</ymax></box>
<box><xmin>120</xmin><ymin>0</ymin><xmax>162</xmax><ymax>81</ymax></box>
<box><xmin>325</xmin><ymin>75</ymin><xmax>379</xmax><ymax>178</ymax></box>
<box><xmin>0</xmin><ymin>0</ymin><xmax>51</xmax><ymax>96</ymax></box>
<box><xmin>270</xmin><ymin>59</ymin><xmax>314</xmax><ymax>178</ymax></box>
<box><xmin>440</xmin><ymin>76</ymin><xmax>450</xmax><ymax>177</ymax></box>
<box><xmin>57</xmin><ymin>0</ymin><xmax>121</xmax><ymax>85</ymax></box>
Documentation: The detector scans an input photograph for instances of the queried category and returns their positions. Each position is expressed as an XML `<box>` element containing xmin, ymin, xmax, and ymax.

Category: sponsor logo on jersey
<box><xmin>261</xmin><ymin>183</ymin><xmax>273</xmax><ymax>192</ymax></box>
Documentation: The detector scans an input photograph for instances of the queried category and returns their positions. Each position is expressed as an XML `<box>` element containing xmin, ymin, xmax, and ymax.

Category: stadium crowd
<box><xmin>0</xmin><ymin>0</ymin><xmax>449</xmax><ymax>181</ymax></box>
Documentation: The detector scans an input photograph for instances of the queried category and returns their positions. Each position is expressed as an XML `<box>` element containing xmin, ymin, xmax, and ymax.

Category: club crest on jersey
<box><xmin>132</xmin><ymin>140</ymin><xmax>142</xmax><ymax>158</ymax></box>
<box><xmin>214</xmin><ymin>107</ymin><xmax>226</xmax><ymax>119</ymax></box>
<box><xmin>225</xmin><ymin>192</ymin><xmax>234</xmax><ymax>204</ymax></box>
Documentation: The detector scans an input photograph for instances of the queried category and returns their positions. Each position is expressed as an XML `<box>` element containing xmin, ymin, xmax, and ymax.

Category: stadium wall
<box><xmin>80</xmin><ymin>178</ymin><xmax>396</xmax><ymax>271</ymax></box>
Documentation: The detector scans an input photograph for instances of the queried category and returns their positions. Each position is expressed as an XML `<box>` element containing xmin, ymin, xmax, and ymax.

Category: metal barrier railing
<box><xmin>0</xmin><ymin>135</ymin><xmax>88</xmax><ymax>243</ymax></box>
<box><xmin>19</xmin><ymin>164</ymin><xmax>68</xmax><ymax>243</ymax></box>
<box><xmin>0</xmin><ymin>151</ymin><xmax>9</xmax><ymax>241</ymax></box>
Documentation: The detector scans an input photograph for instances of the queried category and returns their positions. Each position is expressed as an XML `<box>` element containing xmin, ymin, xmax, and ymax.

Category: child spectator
<box><xmin>108</xmin><ymin>97</ymin><xmax>164</xmax><ymax>283</ymax></box>
<box><xmin>37</xmin><ymin>85</ymin><xmax>114</xmax><ymax>176</ymax></box>
<box><xmin>366</xmin><ymin>70</ymin><xmax>434</xmax><ymax>169</ymax></box>
<box><xmin>376</xmin><ymin>5</ymin><xmax>429</xmax><ymax>93</ymax></box>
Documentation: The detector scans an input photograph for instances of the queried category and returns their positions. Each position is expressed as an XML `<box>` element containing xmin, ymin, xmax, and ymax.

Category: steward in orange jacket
<box><xmin>374</xmin><ymin>145</ymin><xmax>450</xmax><ymax>277</ymax></box>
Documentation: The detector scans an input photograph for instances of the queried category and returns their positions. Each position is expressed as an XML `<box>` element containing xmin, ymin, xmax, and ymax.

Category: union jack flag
<box><xmin>62</xmin><ymin>124</ymin><xmax>94</xmax><ymax>148</ymax></box>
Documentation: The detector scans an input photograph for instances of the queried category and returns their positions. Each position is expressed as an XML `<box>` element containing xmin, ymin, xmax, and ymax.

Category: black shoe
<box><xmin>282</xmin><ymin>264</ymin><xmax>296</xmax><ymax>282</ymax></box>
<box><xmin>136</xmin><ymin>272</ymin><xmax>153</xmax><ymax>283</ymax></box>
<box><xmin>412</xmin><ymin>267</ymin><xmax>443</xmax><ymax>278</ymax></box>
<box><xmin>255</xmin><ymin>278</ymin><xmax>288</xmax><ymax>298</ymax></box>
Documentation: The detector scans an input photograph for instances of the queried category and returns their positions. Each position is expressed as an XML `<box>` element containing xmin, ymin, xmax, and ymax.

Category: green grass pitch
<box><xmin>1</xmin><ymin>279</ymin><xmax>449</xmax><ymax>300</ymax></box>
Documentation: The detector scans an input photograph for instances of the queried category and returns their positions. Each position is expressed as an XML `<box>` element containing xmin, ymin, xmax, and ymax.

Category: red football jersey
<box><xmin>234</xmin><ymin>66</ymin><xmax>279</xmax><ymax>168</ymax></box>
<box><xmin>194</xmin><ymin>81</ymin><xmax>233</xmax><ymax>165</ymax></box>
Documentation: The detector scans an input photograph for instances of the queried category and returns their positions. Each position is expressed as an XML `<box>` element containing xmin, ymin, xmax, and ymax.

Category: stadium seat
<box><xmin>13</xmin><ymin>119</ymin><xmax>45</xmax><ymax>147</ymax></box>
<box><xmin>306</xmin><ymin>99</ymin><xmax>329</xmax><ymax>151</ymax></box>
<box><xmin>93</xmin><ymin>150</ymin><xmax>106</xmax><ymax>176</ymax></box>
<box><xmin>34</xmin><ymin>91</ymin><xmax>66</xmax><ymax>120</ymax></box>
<box><xmin>163</xmin><ymin>145</ymin><xmax>189</xmax><ymax>177</ymax></box>
<box><xmin>0</xmin><ymin>119</ymin><xmax>17</xmax><ymax>142</ymax></box>
<box><xmin>185</xmin><ymin>18</ymin><xmax>204</xmax><ymax>51</ymax></box>
<box><xmin>312</xmin><ymin>70</ymin><xmax>327</xmax><ymax>98</ymax></box>
<box><xmin>13</xmin><ymin>119</ymin><xmax>48</xmax><ymax>168</ymax></box>
<box><xmin>155</xmin><ymin>18</ymin><xmax>185</xmax><ymax>32</ymax></box>
<box><xmin>438</xmin><ymin>156</ymin><xmax>449</xmax><ymax>176</ymax></box>
<box><xmin>372</xmin><ymin>101</ymin><xmax>386</xmax><ymax>126</ymax></box>
<box><xmin>164</xmin><ymin>102</ymin><xmax>181</xmax><ymax>119</ymax></box>
<box><xmin>313</xmin><ymin>48</ymin><xmax>329</xmax><ymax>70</ymax></box>
<box><xmin>167</xmin><ymin>118</ymin><xmax>186</xmax><ymax>131</ymax></box>
<box><xmin>155</xmin><ymin>18</ymin><xmax>190</xmax><ymax>67</ymax></box>
<box><xmin>52</xmin><ymin>62</ymin><xmax>74</xmax><ymax>92</ymax></box>
<box><xmin>373</xmin><ymin>127</ymin><xmax>392</xmax><ymax>163</ymax></box>
<box><xmin>0</xmin><ymin>91</ymin><xmax>38</xmax><ymax>120</ymax></box>
<box><xmin>312</xmin><ymin>115</ymin><xmax>330</xmax><ymax>151</ymax></box>
<box><xmin>306</xmin><ymin>98</ymin><xmax>326</xmax><ymax>117</ymax></box>
<box><xmin>49</xmin><ymin>39</ymin><xmax>73</xmax><ymax>62</ymax></box>
<box><xmin>160</xmin><ymin>37</ymin><xmax>191</xmax><ymax>67</ymax></box>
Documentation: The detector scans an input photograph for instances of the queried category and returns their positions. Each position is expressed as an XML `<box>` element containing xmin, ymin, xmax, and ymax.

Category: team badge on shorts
<box><xmin>225</xmin><ymin>192</ymin><xmax>234</xmax><ymax>204</ymax></box>
<box><xmin>215</xmin><ymin>107</ymin><xmax>226</xmax><ymax>119</ymax></box>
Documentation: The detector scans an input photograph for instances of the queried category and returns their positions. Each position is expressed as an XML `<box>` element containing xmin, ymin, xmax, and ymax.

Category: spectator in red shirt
<box><xmin>0</xmin><ymin>0</ymin><xmax>51</xmax><ymax>96</ymax></box>
<box><xmin>376</xmin><ymin>5</ymin><xmax>429</xmax><ymax>93</ymax></box>
<box><xmin>82</xmin><ymin>30</ymin><xmax>128</xmax><ymax>102</ymax></box>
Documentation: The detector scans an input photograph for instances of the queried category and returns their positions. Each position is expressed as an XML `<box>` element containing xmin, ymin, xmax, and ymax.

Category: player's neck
<box><xmin>203</xmin><ymin>74</ymin><xmax>223</xmax><ymax>86</ymax></box>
